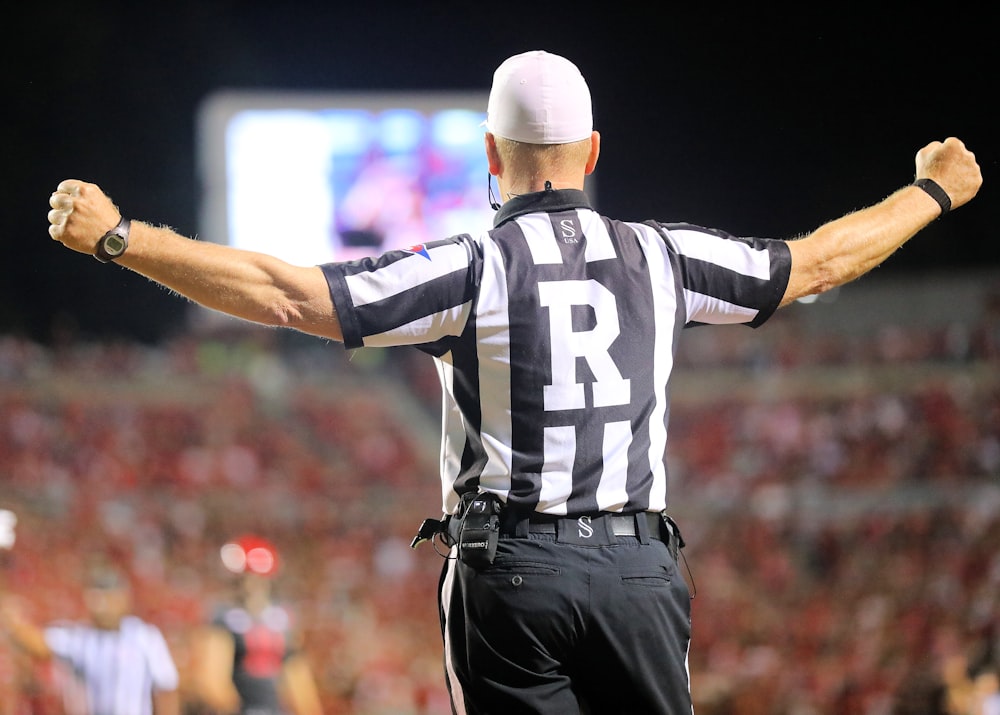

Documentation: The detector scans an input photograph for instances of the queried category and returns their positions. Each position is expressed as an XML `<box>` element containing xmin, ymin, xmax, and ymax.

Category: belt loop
<box><xmin>635</xmin><ymin>512</ymin><xmax>650</xmax><ymax>545</ymax></box>
<box><xmin>500</xmin><ymin>507</ymin><xmax>530</xmax><ymax>538</ymax></box>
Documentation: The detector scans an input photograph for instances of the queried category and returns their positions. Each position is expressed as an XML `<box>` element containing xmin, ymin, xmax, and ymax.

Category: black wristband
<box><xmin>913</xmin><ymin>178</ymin><xmax>951</xmax><ymax>217</ymax></box>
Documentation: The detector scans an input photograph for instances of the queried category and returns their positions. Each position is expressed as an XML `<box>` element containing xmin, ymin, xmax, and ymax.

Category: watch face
<box><xmin>103</xmin><ymin>234</ymin><xmax>126</xmax><ymax>256</ymax></box>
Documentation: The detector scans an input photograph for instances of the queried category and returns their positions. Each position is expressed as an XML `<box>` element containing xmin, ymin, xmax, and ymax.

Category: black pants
<box><xmin>438</xmin><ymin>530</ymin><xmax>692</xmax><ymax>714</ymax></box>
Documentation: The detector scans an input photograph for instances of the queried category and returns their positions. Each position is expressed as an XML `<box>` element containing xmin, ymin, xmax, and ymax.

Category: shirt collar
<box><xmin>492</xmin><ymin>188</ymin><xmax>593</xmax><ymax>228</ymax></box>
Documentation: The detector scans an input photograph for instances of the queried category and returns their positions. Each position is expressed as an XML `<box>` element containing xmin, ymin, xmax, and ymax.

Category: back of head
<box><xmin>83</xmin><ymin>564</ymin><xmax>132</xmax><ymax>629</ymax></box>
<box><xmin>485</xmin><ymin>50</ymin><xmax>593</xmax><ymax>145</ymax></box>
<box><xmin>85</xmin><ymin>564</ymin><xmax>127</xmax><ymax>591</ymax></box>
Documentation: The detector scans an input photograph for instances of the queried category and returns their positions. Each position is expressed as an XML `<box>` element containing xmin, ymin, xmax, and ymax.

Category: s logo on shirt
<box><xmin>559</xmin><ymin>219</ymin><xmax>579</xmax><ymax>243</ymax></box>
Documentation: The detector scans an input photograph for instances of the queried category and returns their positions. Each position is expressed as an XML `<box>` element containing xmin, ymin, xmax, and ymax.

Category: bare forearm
<box><xmin>45</xmin><ymin>178</ymin><xmax>344</xmax><ymax>341</ymax></box>
<box><xmin>189</xmin><ymin>626</ymin><xmax>242</xmax><ymax>712</ymax></box>
<box><xmin>782</xmin><ymin>137</ymin><xmax>981</xmax><ymax>306</ymax></box>
<box><xmin>152</xmin><ymin>689</ymin><xmax>181</xmax><ymax>715</ymax></box>
<box><xmin>281</xmin><ymin>656</ymin><xmax>324</xmax><ymax>715</ymax></box>
<box><xmin>0</xmin><ymin>606</ymin><xmax>52</xmax><ymax>660</ymax></box>
<box><xmin>782</xmin><ymin>184</ymin><xmax>938</xmax><ymax>304</ymax></box>
<box><xmin>118</xmin><ymin>222</ymin><xmax>341</xmax><ymax>338</ymax></box>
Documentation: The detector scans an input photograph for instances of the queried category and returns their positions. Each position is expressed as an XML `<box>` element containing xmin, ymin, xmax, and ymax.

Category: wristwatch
<box><xmin>94</xmin><ymin>217</ymin><xmax>131</xmax><ymax>263</ymax></box>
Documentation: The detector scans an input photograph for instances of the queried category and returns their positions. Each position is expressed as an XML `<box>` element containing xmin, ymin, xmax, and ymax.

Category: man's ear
<box><xmin>485</xmin><ymin>132</ymin><xmax>502</xmax><ymax>176</ymax></box>
<box><xmin>585</xmin><ymin>131</ymin><xmax>601</xmax><ymax>175</ymax></box>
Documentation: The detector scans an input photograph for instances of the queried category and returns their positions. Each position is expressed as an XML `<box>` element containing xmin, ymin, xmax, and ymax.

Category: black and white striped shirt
<box><xmin>44</xmin><ymin>616</ymin><xmax>178</xmax><ymax>715</ymax></box>
<box><xmin>323</xmin><ymin>188</ymin><xmax>790</xmax><ymax>516</ymax></box>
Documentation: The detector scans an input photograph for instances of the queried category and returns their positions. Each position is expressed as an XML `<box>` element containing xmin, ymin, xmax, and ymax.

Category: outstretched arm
<box><xmin>0</xmin><ymin>598</ymin><xmax>52</xmax><ymax>660</ymax></box>
<box><xmin>781</xmin><ymin>137</ymin><xmax>982</xmax><ymax>306</ymax></box>
<box><xmin>46</xmin><ymin>180</ymin><xmax>344</xmax><ymax>341</ymax></box>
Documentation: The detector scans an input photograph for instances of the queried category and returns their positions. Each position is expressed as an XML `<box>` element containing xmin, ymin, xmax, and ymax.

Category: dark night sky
<box><xmin>3</xmin><ymin>2</ymin><xmax>996</xmax><ymax>344</ymax></box>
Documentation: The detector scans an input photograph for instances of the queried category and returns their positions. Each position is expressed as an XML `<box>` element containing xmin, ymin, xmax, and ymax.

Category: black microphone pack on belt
<box><xmin>453</xmin><ymin>492</ymin><xmax>502</xmax><ymax>568</ymax></box>
<box><xmin>409</xmin><ymin>491</ymin><xmax>502</xmax><ymax>568</ymax></box>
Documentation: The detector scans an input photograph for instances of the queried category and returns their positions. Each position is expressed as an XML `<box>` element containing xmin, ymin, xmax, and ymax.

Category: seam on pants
<box><xmin>441</xmin><ymin>551</ymin><xmax>467</xmax><ymax>715</ymax></box>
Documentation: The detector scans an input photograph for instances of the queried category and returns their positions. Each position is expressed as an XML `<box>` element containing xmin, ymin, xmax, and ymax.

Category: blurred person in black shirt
<box><xmin>188</xmin><ymin>535</ymin><xmax>321</xmax><ymax>715</ymax></box>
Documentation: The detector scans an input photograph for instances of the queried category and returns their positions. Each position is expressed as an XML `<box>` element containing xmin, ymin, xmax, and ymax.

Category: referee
<box><xmin>45</xmin><ymin>50</ymin><xmax>981</xmax><ymax>714</ymax></box>
<box><xmin>0</xmin><ymin>563</ymin><xmax>179</xmax><ymax>715</ymax></box>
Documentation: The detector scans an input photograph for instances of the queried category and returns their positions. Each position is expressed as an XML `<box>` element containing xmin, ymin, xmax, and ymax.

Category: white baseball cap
<box><xmin>485</xmin><ymin>50</ymin><xmax>593</xmax><ymax>145</ymax></box>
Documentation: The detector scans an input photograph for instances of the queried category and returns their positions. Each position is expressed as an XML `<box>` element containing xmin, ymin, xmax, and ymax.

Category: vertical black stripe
<box><xmin>579</xmin><ymin>220</ymin><xmax>658</xmax><ymax>512</ymax></box>
<box><xmin>450</xmin><ymin>303</ymin><xmax>488</xmax><ymax>494</ymax></box>
<box><xmin>500</xmin><ymin>220</ymin><xmax>546</xmax><ymax>510</ymax></box>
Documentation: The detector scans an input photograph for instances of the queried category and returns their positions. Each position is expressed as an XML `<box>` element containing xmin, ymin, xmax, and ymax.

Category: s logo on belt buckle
<box><xmin>557</xmin><ymin>514</ymin><xmax>608</xmax><ymax>545</ymax></box>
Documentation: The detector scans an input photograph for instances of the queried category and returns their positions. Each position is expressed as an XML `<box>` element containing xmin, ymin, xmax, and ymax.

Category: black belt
<box><xmin>515</xmin><ymin>512</ymin><xmax>663</xmax><ymax>540</ymax></box>
<box><xmin>412</xmin><ymin>502</ymin><xmax>685</xmax><ymax>563</ymax></box>
<box><xmin>499</xmin><ymin>510</ymin><xmax>670</xmax><ymax>548</ymax></box>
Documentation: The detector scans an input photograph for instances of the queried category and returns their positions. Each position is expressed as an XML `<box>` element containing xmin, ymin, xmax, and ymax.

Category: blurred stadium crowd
<box><xmin>1</xmin><ymin>275</ymin><xmax>998</xmax><ymax>714</ymax></box>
